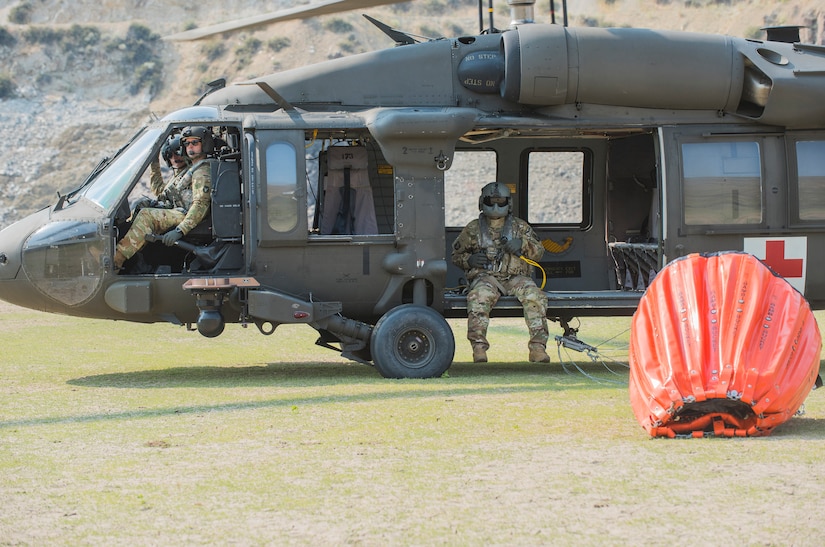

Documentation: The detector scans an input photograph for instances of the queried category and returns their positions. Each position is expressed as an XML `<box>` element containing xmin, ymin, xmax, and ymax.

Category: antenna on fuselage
<box><xmin>363</xmin><ymin>14</ymin><xmax>417</xmax><ymax>45</ymax></box>
<box><xmin>194</xmin><ymin>78</ymin><xmax>227</xmax><ymax>106</ymax></box>
<box><xmin>478</xmin><ymin>0</ymin><xmax>496</xmax><ymax>33</ymax></box>
<box><xmin>549</xmin><ymin>0</ymin><xmax>568</xmax><ymax>26</ymax></box>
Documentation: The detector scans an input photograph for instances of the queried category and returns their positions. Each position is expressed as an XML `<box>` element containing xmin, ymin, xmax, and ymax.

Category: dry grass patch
<box><xmin>0</xmin><ymin>303</ymin><xmax>823</xmax><ymax>544</ymax></box>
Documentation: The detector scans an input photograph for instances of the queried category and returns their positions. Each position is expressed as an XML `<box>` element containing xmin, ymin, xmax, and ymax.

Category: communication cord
<box><xmin>519</xmin><ymin>255</ymin><xmax>547</xmax><ymax>290</ymax></box>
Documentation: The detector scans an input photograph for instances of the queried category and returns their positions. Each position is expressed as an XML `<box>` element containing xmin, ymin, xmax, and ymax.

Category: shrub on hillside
<box><xmin>235</xmin><ymin>37</ymin><xmax>262</xmax><ymax>69</ymax></box>
<box><xmin>267</xmin><ymin>37</ymin><xmax>290</xmax><ymax>52</ymax></box>
<box><xmin>63</xmin><ymin>24</ymin><xmax>101</xmax><ymax>48</ymax></box>
<box><xmin>0</xmin><ymin>74</ymin><xmax>16</xmax><ymax>99</ymax></box>
<box><xmin>338</xmin><ymin>35</ymin><xmax>360</xmax><ymax>54</ymax></box>
<box><xmin>23</xmin><ymin>24</ymin><xmax>100</xmax><ymax>49</ymax></box>
<box><xmin>424</xmin><ymin>0</ymin><xmax>448</xmax><ymax>15</ymax></box>
<box><xmin>8</xmin><ymin>2</ymin><xmax>32</xmax><ymax>25</ymax></box>
<box><xmin>106</xmin><ymin>24</ymin><xmax>164</xmax><ymax>97</ymax></box>
<box><xmin>419</xmin><ymin>25</ymin><xmax>443</xmax><ymax>38</ymax></box>
<box><xmin>324</xmin><ymin>18</ymin><xmax>353</xmax><ymax>34</ymax></box>
<box><xmin>22</xmin><ymin>26</ymin><xmax>61</xmax><ymax>44</ymax></box>
<box><xmin>0</xmin><ymin>27</ymin><xmax>16</xmax><ymax>48</ymax></box>
<box><xmin>202</xmin><ymin>41</ymin><xmax>226</xmax><ymax>62</ymax></box>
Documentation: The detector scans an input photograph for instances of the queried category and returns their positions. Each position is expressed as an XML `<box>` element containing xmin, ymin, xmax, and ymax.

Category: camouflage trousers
<box><xmin>116</xmin><ymin>207</ymin><xmax>185</xmax><ymax>261</ymax></box>
<box><xmin>466</xmin><ymin>274</ymin><xmax>549</xmax><ymax>349</ymax></box>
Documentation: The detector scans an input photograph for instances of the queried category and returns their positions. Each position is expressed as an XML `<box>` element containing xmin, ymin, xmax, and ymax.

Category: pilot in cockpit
<box><xmin>113</xmin><ymin>126</ymin><xmax>213</xmax><ymax>271</ymax></box>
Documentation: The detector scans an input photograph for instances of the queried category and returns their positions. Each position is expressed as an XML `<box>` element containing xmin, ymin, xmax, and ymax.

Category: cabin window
<box><xmin>681</xmin><ymin>141</ymin><xmax>762</xmax><ymax>225</ymax></box>
<box><xmin>795</xmin><ymin>140</ymin><xmax>825</xmax><ymax>221</ymax></box>
<box><xmin>527</xmin><ymin>151</ymin><xmax>584</xmax><ymax>225</ymax></box>
<box><xmin>265</xmin><ymin>141</ymin><xmax>299</xmax><ymax>232</ymax></box>
<box><xmin>444</xmin><ymin>150</ymin><xmax>497</xmax><ymax>227</ymax></box>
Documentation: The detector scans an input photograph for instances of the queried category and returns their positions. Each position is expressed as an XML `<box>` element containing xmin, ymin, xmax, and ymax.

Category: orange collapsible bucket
<box><xmin>629</xmin><ymin>251</ymin><xmax>822</xmax><ymax>438</ymax></box>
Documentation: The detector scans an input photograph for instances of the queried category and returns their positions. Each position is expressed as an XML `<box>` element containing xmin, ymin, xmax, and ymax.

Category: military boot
<box><xmin>472</xmin><ymin>344</ymin><xmax>488</xmax><ymax>363</ymax></box>
<box><xmin>528</xmin><ymin>343</ymin><xmax>550</xmax><ymax>363</ymax></box>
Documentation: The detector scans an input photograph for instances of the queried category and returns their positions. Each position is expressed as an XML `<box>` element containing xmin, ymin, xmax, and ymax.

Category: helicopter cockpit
<box><xmin>16</xmin><ymin>126</ymin><xmax>170</xmax><ymax>308</ymax></box>
<box><xmin>114</xmin><ymin>123</ymin><xmax>245</xmax><ymax>276</ymax></box>
<box><xmin>14</xmin><ymin>108</ymin><xmax>245</xmax><ymax>308</ymax></box>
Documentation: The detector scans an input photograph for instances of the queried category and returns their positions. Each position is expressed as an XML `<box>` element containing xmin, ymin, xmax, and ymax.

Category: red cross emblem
<box><xmin>763</xmin><ymin>240</ymin><xmax>804</xmax><ymax>278</ymax></box>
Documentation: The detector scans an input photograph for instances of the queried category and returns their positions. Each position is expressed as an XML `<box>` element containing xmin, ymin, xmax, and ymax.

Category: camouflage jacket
<box><xmin>149</xmin><ymin>160</ymin><xmax>188</xmax><ymax>197</ymax></box>
<box><xmin>451</xmin><ymin>214</ymin><xmax>544</xmax><ymax>281</ymax></box>
<box><xmin>156</xmin><ymin>160</ymin><xmax>212</xmax><ymax>235</ymax></box>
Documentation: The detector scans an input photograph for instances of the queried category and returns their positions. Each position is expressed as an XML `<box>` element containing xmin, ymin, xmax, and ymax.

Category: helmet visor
<box><xmin>482</xmin><ymin>196</ymin><xmax>509</xmax><ymax>207</ymax></box>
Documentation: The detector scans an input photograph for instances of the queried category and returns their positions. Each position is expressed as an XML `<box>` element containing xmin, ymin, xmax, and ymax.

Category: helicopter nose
<box><xmin>0</xmin><ymin>210</ymin><xmax>50</xmax><ymax>308</ymax></box>
<box><xmin>0</xmin><ymin>212</ymin><xmax>108</xmax><ymax>310</ymax></box>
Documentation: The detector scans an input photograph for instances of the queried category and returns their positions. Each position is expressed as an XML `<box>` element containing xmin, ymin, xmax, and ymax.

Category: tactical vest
<box><xmin>477</xmin><ymin>214</ymin><xmax>519</xmax><ymax>276</ymax></box>
<box><xmin>160</xmin><ymin>159</ymin><xmax>208</xmax><ymax>212</ymax></box>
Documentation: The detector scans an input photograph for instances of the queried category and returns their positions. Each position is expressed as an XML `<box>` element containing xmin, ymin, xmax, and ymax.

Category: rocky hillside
<box><xmin>0</xmin><ymin>0</ymin><xmax>822</xmax><ymax>229</ymax></box>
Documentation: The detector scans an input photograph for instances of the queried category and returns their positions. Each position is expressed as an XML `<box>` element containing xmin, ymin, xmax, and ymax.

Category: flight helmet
<box><xmin>161</xmin><ymin>134</ymin><xmax>185</xmax><ymax>167</ymax></box>
<box><xmin>478</xmin><ymin>182</ymin><xmax>512</xmax><ymax>219</ymax></box>
<box><xmin>181</xmin><ymin>126</ymin><xmax>214</xmax><ymax>155</ymax></box>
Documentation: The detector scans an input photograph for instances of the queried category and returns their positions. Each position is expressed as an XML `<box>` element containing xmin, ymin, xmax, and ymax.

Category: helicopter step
<box><xmin>441</xmin><ymin>290</ymin><xmax>643</xmax><ymax>318</ymax></box>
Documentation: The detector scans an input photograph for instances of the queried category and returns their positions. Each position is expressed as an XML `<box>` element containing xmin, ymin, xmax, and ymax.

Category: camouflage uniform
<box><xmin>451</xmin><ymin>214</ymin><xmax>549</xmax><ymax>360</ymax></box>
<box><xmin>115</xmin><ymin>160</ymin><xmax>212</xmax><ymax>265</ymax></box>
<box><xmin>150</xmin><ymin>159</ymin><xmax>174</xmax><ymax>197</ymax></box>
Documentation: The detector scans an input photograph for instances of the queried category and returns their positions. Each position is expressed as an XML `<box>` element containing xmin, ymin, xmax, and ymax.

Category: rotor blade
<box><xmin>164</xmin><ymin>0</ymin><xmax>411</xmax><ymax>41</ymax></box>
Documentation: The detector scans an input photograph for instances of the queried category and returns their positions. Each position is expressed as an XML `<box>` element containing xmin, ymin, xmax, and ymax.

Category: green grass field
<box><xmin>1</xmin><ymin>304</ymin><xmax>823</xmax><ymax>545</ymax></box>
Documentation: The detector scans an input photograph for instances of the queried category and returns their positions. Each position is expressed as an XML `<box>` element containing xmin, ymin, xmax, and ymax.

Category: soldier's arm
<box><xmin>518</xmin><ymin>221</ymin><xmax>545</xmax><ymax>261</ymax></box>
<box><xmin>177</xmin><ymin>165</ymin><xmax>212</xmax><ymax>234</ymax></box>
<box><xmin>149</xmin><ymin>159</ymin><xmax>164</xmax><ymax>196</ymax></box>
<box><xmin>451</xmin><ymin>225</ymin><xmax>475</xmax><ymax>271</ymax></box>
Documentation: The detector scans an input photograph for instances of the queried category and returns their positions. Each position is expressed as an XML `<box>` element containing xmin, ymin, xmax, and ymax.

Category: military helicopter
<box><xmin>1</xmin><ymin>0</ymin><xmax>824</xmax><ymax>379</ymax></box>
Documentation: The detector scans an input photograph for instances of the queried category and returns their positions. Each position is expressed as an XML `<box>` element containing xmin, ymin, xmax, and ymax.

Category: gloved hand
<box><xmin>133</xmin><ymin>196</ymin><xmax>157</xmax><ymax>211</ymax></box>
<box><xmin>468</xmin><ymin>252</ymin><xmax>490</xmax><ymax>269</ymax></box>
<box><xmin>504</xmin><ymin>237</ymin><xmax>523</xmax><ymax>255</ymax></box>
<box><xmin>162</xmin><ymin>227</ymin><xmax>184</xmax><ymax>246</ymax></box>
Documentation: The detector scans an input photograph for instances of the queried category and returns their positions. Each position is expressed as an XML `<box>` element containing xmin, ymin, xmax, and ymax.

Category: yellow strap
<box><xmin>519</xmin><ymin>256</ymin><xmax>547</xmax><ymax>290</ymax></box>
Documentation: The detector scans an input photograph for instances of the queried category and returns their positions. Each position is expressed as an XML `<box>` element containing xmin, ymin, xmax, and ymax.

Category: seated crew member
<box><xmin>451</xmin><ymin>182</ymin><xmax>550</xmax><ymax>364</ymax></box>
<box><xmin>132</xmin><ymin>133</ymin><xmax>190</xmax><ymax>212</ymax></box>
<box><xmin>153</xmin><ymin>133</ymin><xmax>189</xmax><ymax>196</ymax></box>
<box><xmin>113</xmin><ymin>126</ymin><xmax>213</xmax><ymax>270</ymax></box>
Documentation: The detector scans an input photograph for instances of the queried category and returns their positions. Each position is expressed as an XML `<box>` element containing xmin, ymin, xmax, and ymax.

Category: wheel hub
<box><xmin>397</xmin><ymin>329</ymin><xmax>431</xmax><ymax>365</ymax></box>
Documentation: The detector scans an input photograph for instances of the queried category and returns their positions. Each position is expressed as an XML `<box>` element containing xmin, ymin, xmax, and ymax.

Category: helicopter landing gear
<box><xmin>370</xmin><ymin>304</ymin><xmax>455</xmax><ymax>379</ymax></box>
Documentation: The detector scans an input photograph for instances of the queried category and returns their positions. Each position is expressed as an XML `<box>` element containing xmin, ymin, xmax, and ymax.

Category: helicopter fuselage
<box><xmin>1</xmin><ymin>24</ymin><xmax>824</xmax><ymax>377</ymax></box>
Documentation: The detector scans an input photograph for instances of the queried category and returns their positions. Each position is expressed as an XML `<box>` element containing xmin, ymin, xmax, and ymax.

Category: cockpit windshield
<box><xmin>81</xmin><ymin>127</ymin><xmax>164</xmax><ymax>212</ymax></box>
<box><xmin>78</xmin><ymin>107</ymin><xmax>222</xmax><ymax>213</ymax></box>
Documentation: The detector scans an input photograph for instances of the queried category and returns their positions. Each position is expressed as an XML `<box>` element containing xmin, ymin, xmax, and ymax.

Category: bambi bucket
<box><xmin>628</xmin><ymin>251</ymin><xmax>821</xmax><ymax>438</ymax></box>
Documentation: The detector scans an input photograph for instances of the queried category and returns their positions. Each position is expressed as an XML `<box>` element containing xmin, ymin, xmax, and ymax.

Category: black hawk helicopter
<box><xmin>0</xmin><ymin>0</ymin><xmax>824</xmax><ymax>378</ymax></box>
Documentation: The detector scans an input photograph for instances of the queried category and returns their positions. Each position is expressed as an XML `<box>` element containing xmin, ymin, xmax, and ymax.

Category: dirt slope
<box><xmin>0</xmin><ymin>0</ymin><xmax>822</xmax><ymax>228</ymax></box>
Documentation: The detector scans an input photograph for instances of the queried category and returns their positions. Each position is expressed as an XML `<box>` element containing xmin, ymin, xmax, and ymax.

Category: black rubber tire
<box><xmin>370</xmin><ymin>304</ymin><xmax>455</xmax><ymax>379</ymax></box>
